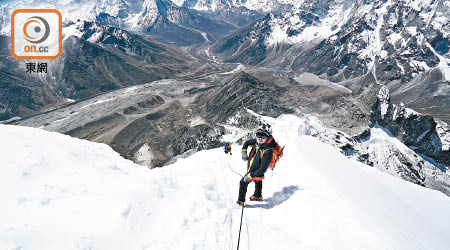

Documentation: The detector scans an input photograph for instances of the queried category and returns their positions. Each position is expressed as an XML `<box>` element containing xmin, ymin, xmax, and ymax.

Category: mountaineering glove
<box><xmin>241</xmin><ymin>149</ymin><xmax>248</xmax><ymax>161</ymax></box>
<box><xmin>243</xmin><ymin>173</ymin><xmax>252</xmax><ymax>182</ymax></box>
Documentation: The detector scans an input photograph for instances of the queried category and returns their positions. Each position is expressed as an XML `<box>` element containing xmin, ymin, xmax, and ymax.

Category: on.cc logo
<box><xmin>11</xmin><ymin>9</ymin><xmax>62</xmax><ymax>60</ymax></box>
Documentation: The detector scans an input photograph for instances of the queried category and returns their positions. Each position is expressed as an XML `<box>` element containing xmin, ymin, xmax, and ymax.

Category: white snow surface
<box><xmin>134</xmin><ymin>143</ymin><xmax>153</xmax><ymax>166</ymax></box>
<box><xmin>266</xmin><ymin>1</ymin><xmax>354</xmax><ymax>46</ymax></box>
<box><xmin>1</xmin><ymin>114</ymin><xmax>450</xmax><ymax>250</ymax></box>
<box><xmin>362</xmin><ymin>125</ymin><xmax>424</xmax><ymax>176</ymax></box>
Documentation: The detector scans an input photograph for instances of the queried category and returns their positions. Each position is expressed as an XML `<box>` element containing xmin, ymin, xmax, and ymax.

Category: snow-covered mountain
<box><xmin>0</xmin><ymin>0</ymin><xmax>259</xmax><ymax>45</ymax></box>
<box><xmin>370</xmin><ymin>87</ymin><xmax>450</xmax><ymax>167</ymax></box>
<box><xmin>175</xmin><ymin>0</ymin><xmax>295</xmax><ymax>12</ymax></box>
<box><xmin>211</xmin><ymin>0</ymin><xmax>450</xmax><ymax>123</ymax></box>
<box><xmin>295</xmin><ymin>110</ymin><xmax>450</xmax><ymax>196</ymax></box>
<box><xmin>286</xmin><ymin>86</ymin><xmax>450</xmax><ymax>195</ymax></box>
<box><xmin>213</xmin><ymin>0</ymin><xmax>449</xmax><ymax>76</ymax></box>
<box><xmin>2</xmin><ymin>114</ymin><xmax>450</xmax><ymax>250</ymax></box>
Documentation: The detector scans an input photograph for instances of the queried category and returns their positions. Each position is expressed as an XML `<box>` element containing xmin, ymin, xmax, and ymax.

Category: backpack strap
<box><xmin>247</xmin><ymin>145</ymin><xmax>257</xmax><ymax>170</ymax></box>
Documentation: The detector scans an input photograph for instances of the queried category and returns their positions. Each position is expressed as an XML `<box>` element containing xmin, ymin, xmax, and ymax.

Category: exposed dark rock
<box><xmin>134</xmin><ymin>0</ymin><xmax>237</xmax><ymax>46</ymax></box>
<box><xmin>210</xmin><ymin>14</ymin><xmax>273</xmax><ymax>65</ymax></box>
<box><xmin>0</xmin><ymin>22</ymin><xmax>195</xmax><ymax>121</ymax></box>
<box><xmin>195</xmin><ymin>71</ymin><xmax>294</xmax><ymax>122</ymax></box>
<box><xmin>0</xmin><ymin>35</ymin><xmax>63</xmax><ymax>121</ymax></box>
<box><xmin>66</xmin><ymin>113</ymin><xmax>126</xmax><ymax>141</ymax></box>
<box><xmin>370</xmin><ymin>86</ymin><xmax>450</xmax><ymax>168</ymax></box>
<box><xmin>299</xmin><ymin>111</ymin><xmax>450</xmax><ymax>196</ymax></box>
<box><xmin>137</xmin><ymin>95</ymin><xmax>165</xmax><ymax>109</ymax></box>
<box><xmin>110</xmin><ymin>100</ymin><xmax>225</xmax><ymax>168</ymax></box>
<box><xmin>123</xmin><ymin>106</ymin><xmax>141</xmax><ymax>115</ymax></box>
<box><xmin>145</xmin><ymin>112</ymin><xmax>165</xmax><ymax>120</ymax></box>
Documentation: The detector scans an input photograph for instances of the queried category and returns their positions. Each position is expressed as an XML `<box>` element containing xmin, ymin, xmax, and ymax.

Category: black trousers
<box><xmin>238</xmin><ymin>177</ymin><xmax>263</xmax><ymax>201</ymax></box>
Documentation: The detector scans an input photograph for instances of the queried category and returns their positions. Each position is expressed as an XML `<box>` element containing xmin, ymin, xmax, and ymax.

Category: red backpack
<box><xmin>264</xmin><ymin>143</ymin><xmax>284</xmax><ymax>169</ymax></box>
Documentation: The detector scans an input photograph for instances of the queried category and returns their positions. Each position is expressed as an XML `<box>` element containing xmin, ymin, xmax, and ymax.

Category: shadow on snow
<box><xmin>246</xmin><ymin>185</ymin><xmax>301</xmax><ymax>209</ymax></box>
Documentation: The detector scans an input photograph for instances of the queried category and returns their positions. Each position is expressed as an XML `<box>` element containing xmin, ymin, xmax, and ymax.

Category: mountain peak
<box><xmin>377</xmin><ymin>86</ymin><xmax>390</xmax><ymax>103</ymax></box>
<box><xmin>370</xmin><ymin>87</ymin><xmax>450</xmax><ymax>169</ymax></box>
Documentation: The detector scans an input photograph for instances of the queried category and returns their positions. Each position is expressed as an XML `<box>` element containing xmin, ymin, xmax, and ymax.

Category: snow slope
<box><xmin>1</xmin><ymin>114</ymin><xmax>450</xmax><ymax>250</ymax></box>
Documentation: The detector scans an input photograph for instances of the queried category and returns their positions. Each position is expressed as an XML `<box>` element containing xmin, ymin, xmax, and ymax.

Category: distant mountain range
<box><xmin>0</xmin><ymin>0</ymin><xmax>282</xmax><ymax>120</ymax></box>
<box><xmin>0</xmin><ymin>21</ymin><xmax>200</xmax><ymax>121</ymax></box>
<box><xmin>0</xmin><ymin>0</ymin><xmax>276</xmax><ymax>45</ymax></box>
<box><xmin>212</xmin><ymin>0</ymin><xmax>450</xmax><ymax>123</ymax></box>
<box><xmin>13</xmin><ymin>71</ymin><xmax>450</xmax><ymax>196</ymax></box>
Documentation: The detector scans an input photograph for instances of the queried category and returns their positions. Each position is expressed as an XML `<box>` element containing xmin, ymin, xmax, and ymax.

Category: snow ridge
<box><xmin>2</xmin><ymin>115</ymin><xmax>450</xmax><ymax>250</ymax></box>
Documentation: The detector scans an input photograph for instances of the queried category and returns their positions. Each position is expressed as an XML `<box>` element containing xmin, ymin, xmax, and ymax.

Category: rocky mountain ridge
<box><xmin>296</xmin><ymin>86</ymin><xmax>450</xmax><ymax>196</ymax></box>
<box><xmin>0</xmin><ymin>20</ymin><xmax>202</xmax><ymax>121</ymax></box>
<box><xmin>212</xmin><ymin>0</ymin><xmax>450</xmax><ymax>124</ymax></box>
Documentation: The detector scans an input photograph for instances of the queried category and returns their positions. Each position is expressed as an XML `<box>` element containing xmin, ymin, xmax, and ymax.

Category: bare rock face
<box><xmin>195</xmin><ymin>71</ymin><xmax>294</xmax><ymax>122</ymax></box>
<box><xmin>370</xmin><ymin>87</ymin><xmax>450</xmax><ymax>168</ymax></box>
